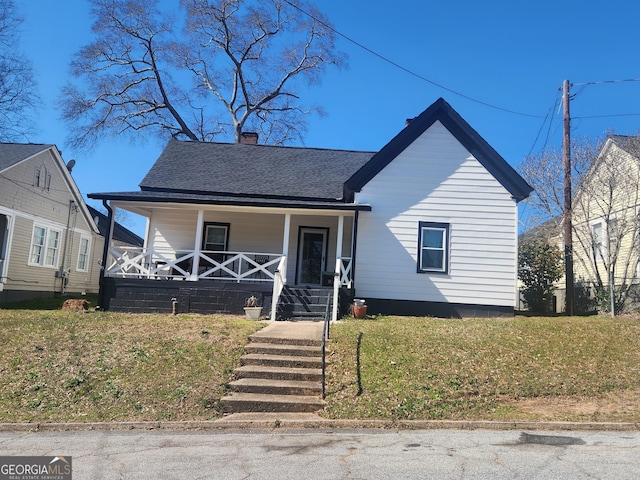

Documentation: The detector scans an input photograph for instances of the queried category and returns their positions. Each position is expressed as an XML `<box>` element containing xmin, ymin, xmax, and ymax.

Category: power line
<box><xmin>573</xmin><ymin>78</ymin><xmax>640</xmax><ymax>87</ymax></box>
<box><xmin>575</xmin><ymin>113</ymin><xmax>640</xmax><ymax>119</ymax></box>
<box><xmin>526</xmin><ymin>93</ymin><xmax>561</xmax><ymax>158</ymax></box>
<box><xmin>283</xmin><ymin>0</ymin><xmax>545</xmax><ymax>119</ymax></box>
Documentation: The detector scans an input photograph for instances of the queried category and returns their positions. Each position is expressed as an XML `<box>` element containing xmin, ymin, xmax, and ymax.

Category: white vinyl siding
<box><xmin>354</xmin><ymin>121</ymin><xmax>518</xmax><ymax>307</ymax></box>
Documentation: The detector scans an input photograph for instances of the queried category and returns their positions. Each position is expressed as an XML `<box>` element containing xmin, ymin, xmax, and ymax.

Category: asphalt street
<box><xmin>1</xmin><ymin>428</ymin><xmax>639</xmax><ymax>479</ymax></box>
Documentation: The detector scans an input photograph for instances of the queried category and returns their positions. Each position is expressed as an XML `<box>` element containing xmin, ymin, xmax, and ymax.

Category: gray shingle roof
<box><xmin>87</xmin><ymin>206</ymin><xmax>144</xmax><ymax>247</ymax></box>
<box><xmin>139</xmin><ymin>139</ymin><xmax>375</xmax><ymax>200</ymax></box>
<box><xmin>610</xmin><ymin>135</ymin><xmax>640</xmax><ymax>158</ymax></box>
<box><xmin>0</xmin><ymin>143</ymin><xmax>53</xmax><ymax>172</ymax></box>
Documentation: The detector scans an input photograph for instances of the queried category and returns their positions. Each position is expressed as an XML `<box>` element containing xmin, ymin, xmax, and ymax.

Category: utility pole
<box><xmin>563</xmin><ymin>79</ymin><xmax>574</xmax><ymax>316</ymax></box>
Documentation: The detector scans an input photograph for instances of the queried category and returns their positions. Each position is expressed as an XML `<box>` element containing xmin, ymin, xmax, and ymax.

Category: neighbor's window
<box><xmin>29</xmin><ymin>225</ymin><xmax>61</xmax><ymax>267</ymax></box>
<box><xmin>77</xmin><ymin>236</ymin><xmax>90</xmax><ymax>271</ymax></box>
<box><xmin>418</xmin><ymin>221</ymin><xmax>450</xmax><ymax>274</ymax></box>
<box><xmin>202</xmin><ymin>222</ymin><xmax>230</xmax><ymax>251</ymax></box>
<box><xmin>591</xmin><ymin>220</ymin><xmax>605</xmax><ymax>257</ymax></box>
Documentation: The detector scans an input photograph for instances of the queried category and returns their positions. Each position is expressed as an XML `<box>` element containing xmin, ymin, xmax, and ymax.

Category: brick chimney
<box><xmin>240</xmin><ymin>132</ymin><xmax>259</xmax><ymax>144</ymax></box>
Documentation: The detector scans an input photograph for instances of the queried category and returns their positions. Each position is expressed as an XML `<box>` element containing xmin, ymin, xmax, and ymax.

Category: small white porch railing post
<box><xmin>332</xmin><ymin>259</ymin><xmax>341</xmax><ymax>322</ymax></box>
<box><xmin>271</xmin><ymin>256</ymin><xmax>287</xmax><ymax>321</ymax></box>
<box><xmin>332</xmin><ymin>215</ymin><xmax>345</xmax><ymax>322</ymax></box>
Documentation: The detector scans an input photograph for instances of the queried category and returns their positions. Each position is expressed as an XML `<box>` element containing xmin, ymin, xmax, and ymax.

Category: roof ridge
<box><xmin>167</xmin><ymin>138</ymin><xmax>376</xmax><ymax>155</ymax></box>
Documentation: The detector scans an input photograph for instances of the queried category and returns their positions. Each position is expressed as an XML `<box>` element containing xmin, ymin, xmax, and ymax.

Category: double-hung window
<box><xmin>29</xmin><ymin>225</ymin><xmax>61</xmax><ymax>267</ymax></box>
<box><xmin>202</xmin><ymin>222</ymin><xmax>230</xmax><ymax>265</ymax></box>
<box><xmin>418</xmin><ymin>222</ymin><xmax>450</xmax><ymax>274</ymax></box>
<box><xmin>77</xmin><ymin>236</ymin><xmax>91</xmax><ymax>271</ymax></box>
<box><xmin>202</xmin><ymin>223</ymin><xmax>229</xmax><ymax>252</ymax></box>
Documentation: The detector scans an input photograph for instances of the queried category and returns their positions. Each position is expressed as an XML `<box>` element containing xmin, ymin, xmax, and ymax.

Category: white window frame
<box><xmin>417</xmin><ymin>221</ymin><xmax>450</xmax><ymax>274</ymax></box>
<box><xmin>77</xmin><ymin>235</ymin><xmax>91</xmax><ymax>272</ymax></box>
<box><xmin>29</xmin><ymin>224</ymin><xmax>61</xmax><ymax>268</ymax></box>
<box><xmin>590</xmin><ymin>219</ymin><xmax>606</xmax><ymax>259</ymax></box>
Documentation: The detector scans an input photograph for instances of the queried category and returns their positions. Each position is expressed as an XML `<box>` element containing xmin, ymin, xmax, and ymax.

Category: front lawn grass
<box><xmin>2</xmin><ymin>310</ymin><xmax>640</xmax><ymax>424</ymax></box>
<box><xmin>0</xmin><ymin>309</ymin><xmax>263</xmax><ymax>423</ymax></box>
<box><xmin>323</xmin><ymin>315</ymin><xmax>640</xmax><ymax>422</ymax></box>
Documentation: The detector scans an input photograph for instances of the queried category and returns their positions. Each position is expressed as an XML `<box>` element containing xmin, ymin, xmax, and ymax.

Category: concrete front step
<box><xmin>228</xmin><ymin>378</ymin><xmax>322</xmax><ymax>396</ymax></box>
<box><xmin>245</xmin><ymin>342</ymin><xmax>321</xmax><ymax>357</ymax></box>
<box><xmin>241</xmin><ymin>353</ymin><xmax>323</xmax><ymax>369</ymax></box>
<box><xmin>221</xmin><ymin>392</ymin><xmax>326</xmax><ymax>413</ymax></box>
<box><xmin>248</xmin><ymin>334</ymin><xmax>322</xmax><ymax>347</ymax></box>
<box><xmin>234</xmin><ymin>365</ymin><xmax>322</xmax><ymax>382</ymax></box>
<box><xmin>289</xmin><ymin>311</ymin><xmax>327</xmax><ymax>319</ymax></box>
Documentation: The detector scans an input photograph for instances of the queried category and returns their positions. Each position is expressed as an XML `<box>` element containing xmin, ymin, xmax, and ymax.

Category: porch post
<box><xmin>332</xmin><ymin>215</ymin><xmax>344</xmax><ymax>322</ymax></box>
<box><xmin>98</xmin><ymin>200</ymin><xmax>115</xmax><ymax>310</ymax></box>
<box><xmin>271</xmin><ymin>213</ymin><xmax>291</xmax><ymax>322</ymax></box>
<box><xmin>282</xmin><ymin>213</ymin><xmax>291</xmax><ymax>258</ymax></box>
<box><xmin>191</xmin><ymin>210</ymin><xmax>204</xmax><ymax>281</ymax></box>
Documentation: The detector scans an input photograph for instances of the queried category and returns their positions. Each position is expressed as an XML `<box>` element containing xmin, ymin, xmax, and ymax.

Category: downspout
<box><xmin>351</xmin><ymin>210</ymin><xmax>360</xmax><ymax>290</ymax></box>
<box><xmin>98</xmin><ymin>200</ymin><xmax>114</xmax><ymax>310</ymax></box>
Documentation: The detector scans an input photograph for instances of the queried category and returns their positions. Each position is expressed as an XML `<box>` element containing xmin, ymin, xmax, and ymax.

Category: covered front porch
<box><xmin>98</xmin><ymin>200</ymin><xmax>366</xmax><ymax>321</ymax></box>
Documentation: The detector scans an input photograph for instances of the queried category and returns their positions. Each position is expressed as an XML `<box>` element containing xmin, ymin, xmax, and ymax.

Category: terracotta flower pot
<box><xmin>352</xmin><ymin>305</ymin><xmax>367</xmax><ymax>319</ymax></box>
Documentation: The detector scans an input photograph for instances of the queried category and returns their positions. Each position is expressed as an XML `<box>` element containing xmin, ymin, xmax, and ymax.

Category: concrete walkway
<box><xmin>250</xmin><ymin>321</ymin><xmax>325</xmax><ymax>344</ymax></box>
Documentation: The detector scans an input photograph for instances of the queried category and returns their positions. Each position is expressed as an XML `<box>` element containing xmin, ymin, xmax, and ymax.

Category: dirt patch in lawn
<box><xmin>504</xmin><ymin>388</ymin><xmax>640</xmax><ymax>422</ymax></box>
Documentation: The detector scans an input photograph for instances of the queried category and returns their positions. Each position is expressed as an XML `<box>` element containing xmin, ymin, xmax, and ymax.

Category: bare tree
<box><xmin>61</xmin><ymin>0</ymin><xmax>344</xmax><ymax>148</ymax></box>
<box><xmin>520</xmin><ymin>135</ymin><xmax>640</xmax><ymax>312</ymax></box>
<box><xmin>519</xmin><ymin>137</ymin><xmax>601</xmax><ymax>228</ymax></box>
<box><xmin>572</xmin><ymin>136</ymin><xmax>640</xmax><ymax>312</ymax></box>
<box><xmin>0</xmin><ymin>0</ymin><xmax>40</xmax><ymax>141</ymax></box>
<box><xmin>61</xmin><ymin>0</ymin><xmax>200</xmax><ymax>148</ymax></box>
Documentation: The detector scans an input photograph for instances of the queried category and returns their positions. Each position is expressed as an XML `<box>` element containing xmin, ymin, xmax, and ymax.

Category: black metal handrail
<box><xmin>321</xmin><ymin>292</ymin><xmax>332</xmax><ymax>398</ymax></box>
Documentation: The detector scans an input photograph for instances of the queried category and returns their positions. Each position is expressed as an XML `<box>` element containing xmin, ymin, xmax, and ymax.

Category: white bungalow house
<box><xmin>89</xmin><ymin>98</ymin><xmax>532</xmax><ymax>320</ymax></box>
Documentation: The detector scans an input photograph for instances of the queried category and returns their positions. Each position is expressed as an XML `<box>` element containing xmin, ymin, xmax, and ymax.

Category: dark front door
<box><xmin>296</xmin><ymin>227</ymin><xmax>328</xmax><ymax>285</ymax></box>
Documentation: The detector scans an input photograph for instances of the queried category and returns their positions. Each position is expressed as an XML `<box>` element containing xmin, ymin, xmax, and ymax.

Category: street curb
<box><xmin>1</xmin><ymin>416</ymin><xmax>639</xmax><ymax>432</ymax></box>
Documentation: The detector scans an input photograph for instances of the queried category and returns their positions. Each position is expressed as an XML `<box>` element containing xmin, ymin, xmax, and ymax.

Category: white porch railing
<box><xmin>339</xmin><ymin>257</ymin><xmax>353</xmax><ymax>288</ymax></box>
<box><xmin>107</xmin><ymin>247</ymin><xmax>354</xmax><ymax>321</ymax></box>
<box><xmin>270</xmin><ymin>256</ymin><xmax>288</xmax><ymax>321</ymax></box>
<box><xmin>106</xmin><ymin>246</ymin><xmax>283</xmax><ymax>282</ymax></box>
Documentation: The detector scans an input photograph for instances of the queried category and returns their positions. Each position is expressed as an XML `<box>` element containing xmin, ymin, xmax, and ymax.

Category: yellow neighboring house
<box><xmin>570</xmin><ymin>135</ymin><xmax>640</xmax><ymax>311</ymax></box>
<box><xmin>0</xmin><ymin>143</ymin><xmax>104</xmax><ymax>303</ymax></box>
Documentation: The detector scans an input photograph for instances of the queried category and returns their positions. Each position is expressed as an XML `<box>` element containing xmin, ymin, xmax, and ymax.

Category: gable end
<box><xmin>344</xmin><ymin>98</ymin><xmax>533</xmax><ymax>202</ymax></box>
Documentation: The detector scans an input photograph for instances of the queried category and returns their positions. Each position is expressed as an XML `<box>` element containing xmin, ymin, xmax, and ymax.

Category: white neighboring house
<box><xmin>90</xmin><ymin>98</ymin><xmax>533</xmax><ymax>319</ymax></box>
<box><xmin>0</xmin><ymin>143</ymin><xmax>103</xmax><ymax>303</ymax></box>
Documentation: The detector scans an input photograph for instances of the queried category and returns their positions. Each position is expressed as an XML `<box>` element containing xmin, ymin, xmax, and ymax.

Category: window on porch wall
<box><xmin>201</xmin><ymin>223</ymin><xmax>230</xmax><ymax>271</ymax></box>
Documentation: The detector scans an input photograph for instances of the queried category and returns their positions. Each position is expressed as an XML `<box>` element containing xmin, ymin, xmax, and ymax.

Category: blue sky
<box><xmin>18</xmin><ymin>0</ymin><xmax>640</xmax><ymax>235</ymax></box>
